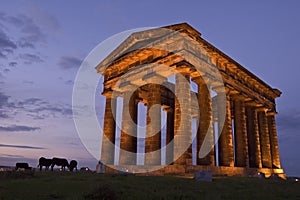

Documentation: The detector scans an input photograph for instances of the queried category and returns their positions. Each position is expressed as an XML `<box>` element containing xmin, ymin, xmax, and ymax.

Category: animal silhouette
<box><xmin>38</xmin><ymin>157</ymin><xmax>52</xmax><ymax>171</ymax></box>
<box><xmin>51</xmin><ymin>157</ymin><xmax>69</xmax><ymax>171</ymax></box>
<box><xmin>15</xmin><ymin>163</ymin><xmax>31</xmax><ymax>170</ymax></box>
<box><xmin>69</xmin><ymin>160</ymin><xmax>78</xmax><ymax>172</ymax></box>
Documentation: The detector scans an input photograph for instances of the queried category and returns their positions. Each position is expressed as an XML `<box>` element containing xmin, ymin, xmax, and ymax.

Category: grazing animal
<box><xmin>15</xmin><ymin>163</ymin><xmax>31</xmax><ymax>170</ymax></box>
<box><xmin>69</xmin><ymin>160</ymin><xmax>78</xmax><ymax>172</ymax></box>
<box><xmin>51</xmin><ymin>157</ymin><xmax>69</xmax><ymax>171</ymax></box>
<box><xmin>38</xmin><ymin>157</ymin><xmax>52</xmax><ymax>171</ymax></box>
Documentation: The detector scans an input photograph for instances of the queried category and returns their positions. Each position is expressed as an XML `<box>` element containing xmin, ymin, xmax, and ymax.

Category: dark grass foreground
<box><xmin>0</xmin><ymin>171</ymin><xmax>299</xmax><ymax>200</ymax></box>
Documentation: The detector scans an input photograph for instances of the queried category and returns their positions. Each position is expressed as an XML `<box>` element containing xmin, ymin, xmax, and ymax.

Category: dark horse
<box><xmin>51</xmin><ymin>157</ymin><xmax>69</xmax><ymax>171</ymax></box>
<box><xmin>69</xmin><ymin>160</ymin><xmax>78</xmax><ymax>172</ymax></box>
<box><xmin>38</xmin><ymin>157</ymin><xmax>52</xmax><ymax>171</ymax></box>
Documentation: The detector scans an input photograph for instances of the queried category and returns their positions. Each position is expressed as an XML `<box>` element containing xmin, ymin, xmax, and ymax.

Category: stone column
<box><xmin>173</xmin><ymin>69</ymin><xmax>192</xmax><ymax>165</ymax></box>
<box><xmin>232</xmin><ymin>95</ymin><xmax>248</xmax><ymax>167</ymax></box>
<box><xmin>216</xmin><ymin>88</ymin><xmax>234</xmax><ymax>167</ymax></box>
<box><xmin>101</xmin><ymin>93</ymin><xmax>116</xmax><ymax>165</ymax></box>
<box><xmin>119</xmin><ymin>91</ymin><xmax>138</xmax><ymax>165</ymax></box>
<box><xmin>245</xmin><ymin>103</ymin><xmax>262</xmax><ymax>168</ymax></box>
<box><xmin>193</xmin><ymin>76</ymin><xmax>214</xmax><ymax>166</ymax></box>
<box><xmin>145</xmin><ymin>84</ymin><xmax>162</xmax><ymax>165</ymax></box>
<box><xmin>165</xmin><ymin>108</ymin><xmax>174</xmax><ymax>165</ymax></box>
<box><xmin>257</xmin><ymin>108</ymin><xmax>272</xmax><ymax>168</ymax></box>
<box><xmin>267</xmin><ymin>112</ymin><xmax>281</xmax><ymax>169</ymax></box>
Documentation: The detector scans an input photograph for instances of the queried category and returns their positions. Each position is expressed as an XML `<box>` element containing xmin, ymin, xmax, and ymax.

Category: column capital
<box><xmin>256</xmin><ymin>107</ymin><xmax>269</xmax><ymax>113</ymax></box>
<box><xmin>213</xmin><ymin>85</ymin><xmax>230</xmax><ymax>94</ymax></box>
<box><xmin>192</xmin><ymin>75</ymin><xmax>213</xmax><ymax>85</ymax></box>
<box><xmin>175</xmin><ymin>63</ymin><xmax>192</xmax><ymax>74</ymax></box>
<box><xmin>266</xmin><ymin>111</ymin><xmax>277</xmax><ymax>116</ymax></box>
<box><xmin>162</xmin><ymin>104</ymin><xmax>173</xmax><ymax>113</ymax></box>
<box><xmin>102</xmin><ymin>90</ymin><xmax>113</xmax><ymax>98</ymax></box>
<box><xmin>192</xmin><ymin>76</ymin><xmax>204</xmax><ymax>84</ymax></box>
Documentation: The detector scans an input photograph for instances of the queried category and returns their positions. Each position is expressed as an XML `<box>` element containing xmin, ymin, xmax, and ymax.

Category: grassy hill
<box><xmin>0</xmin><ymin>171</ymin><xmax>299</xmax><ymax>199</ymax></box>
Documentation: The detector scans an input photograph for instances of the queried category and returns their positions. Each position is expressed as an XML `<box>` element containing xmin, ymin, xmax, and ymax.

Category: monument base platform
<box><xmin>104</xmin><ymin>164</ymin><xmax>286</xmax><ymax>179</ymax></box>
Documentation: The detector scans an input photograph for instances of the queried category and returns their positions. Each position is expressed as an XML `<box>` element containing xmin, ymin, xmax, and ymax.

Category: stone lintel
<box><xmin>245</xmin><ymin>100</ymin><xmax>263</xmax><ymax>107</ymax></box>
<box><xmin>142</xmin><ymin>72</ymin><xmax>167</xmax><ymax>84</ymax></box>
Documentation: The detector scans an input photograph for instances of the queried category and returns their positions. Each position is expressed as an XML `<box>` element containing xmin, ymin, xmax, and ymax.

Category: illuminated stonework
<box><xmin>96</xmin><ymin>23</ymin><xmax>284</xmax><ymax>177</ymax></box>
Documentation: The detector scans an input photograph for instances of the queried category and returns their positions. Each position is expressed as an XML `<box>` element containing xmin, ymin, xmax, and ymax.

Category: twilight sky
<box><xmin>0</xmin><ymin>0</ymin><xmax>300</xmax><ymax>176</ymax></box>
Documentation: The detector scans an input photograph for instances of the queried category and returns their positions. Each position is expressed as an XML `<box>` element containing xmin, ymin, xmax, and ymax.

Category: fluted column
<box><xmin>101</xmin><ymin>93</ymin><xmax>116</xmax><ymax>165</ymax></box>
<box><xmin>145</xmin><ymin>84</ymin><xmax>161</xmax><ymax>165</ymax></box>
<box><xmin>233</xmin><ymin>95</ymin><xmax>248</xmax><ymax>167</ymax></box>
<box><xmin>193</xmin><ymin>76</ymin><xmax>214</xmax><ymax>166</ymax></box>
<box><xmin>173</xmin><ymin>70</ymin><xmax>192</xmax><ymax>165</ymax></box>
<box><xmin>119</xmin><ymin>91</ymin><xmax>137</xmax><ymax>165</ymax></box>
<box><xmin>245</xmin><ymin>103</ymin><xmax>262</xmax><ymax>168</ymax></box>
<box><xmin>267</xmin><ymin>112</ymin><xmax>281</xmax><ymax>169</ymax></box>
<box><xmin>216</xmin><ymin>88</ymin><xmax>234</xmax><ymax>167</ymax></box>
<box><xmin>257</xmin><ymin>108</ymin><xmax>272</xmax><ymax>168</ymax></box>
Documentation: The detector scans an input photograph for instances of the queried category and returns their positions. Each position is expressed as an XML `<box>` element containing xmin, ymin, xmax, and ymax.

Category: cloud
<box><xmin>16</xmin><ymin>97</ymin><xmax>73</xmax><ymax>117</ymax></box>
<box><xmin>22</xmin><ymin>80</ymin><xmax>34</xmax><ymax>85</ymax></box>
<box><xmin>277</xmin><ymin>109</ymin><xmax>300</xmax><ymax>133</ymax></box>
<box><xmin>10</xmin><ymin>96</ymin><xmax>72</xmax><ymax>119</ymax></box>
<box><xmin>58</xmin><ymin>56</ymin><xmax>82</xmax><ymax>69</ymax></box>
<box><xmin>8</xmin><ymin>61</ymin><xmax>17</xmax><ymax>67</ymax></box>
<box><xmin>0</xmin><ymin>125</ymin><xmax>40</xmax><ymax>132</ymax></box>
<box><xmin>0</xmin><ymin>29</ymin><xmax>17</xmax><ymax>49</ymax></box>
<box><xmin>0</xmin><ymin>154</ymin><xmax>24</xmax><ymax>158</ymax></box>
<box><xmin>19</xmin><ymin>53</ymin><xmax>43</xmax><ymax>64</ymax></box>
<box><xmin>0</xmin><ymin>90</ymin><xmax>73</xmax><ymax>120</ymax></box>
<box><xmin>0</xmin><ymin>91</ymin><xmax>9</xmax><ymax>106</ymax></box>
<box><xmin>0</xmin><ymin>11</ymin><xmax>49</xmax><ymax>64</ymax></box>
<box><xmin>0</xmin><ymin>29</ymin><xmax>17</xmax><ymax>58</ymax></box>
<box><xmin>0</xmin><ymin>156</ymin><xmax>38</xmax><ymax>166</ymax></box>
<box><xmin>0</xmin><ymin>13</ymin><xmax>46</xmax><ymax>45</ymax></box>
<box><xmin>17</xmin><ymin>38</ymin><xmax>35</xmax><ymax>49</ymax></box>
<box><xmin>0</xmin><ymin>91</ymin><xmax>10</xmax><ymax>118</ymax></box>
<box><xmin>65</xmin><ymin>80</ymin><xmax>74</xmax><ymax>85</ymax></box>
<box><xmin>0</xmin><ymin>143</ymin><xmax>45</xmax><ymax>149</ymax></box>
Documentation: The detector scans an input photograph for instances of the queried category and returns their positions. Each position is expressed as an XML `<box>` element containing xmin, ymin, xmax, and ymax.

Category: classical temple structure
<box><xmin>96</xmin><ymin>23</ymin><xmax>284</xmax><ymax>177</ymax></box>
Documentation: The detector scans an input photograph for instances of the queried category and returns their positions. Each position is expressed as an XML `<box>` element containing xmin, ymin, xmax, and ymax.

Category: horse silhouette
<box><xmin>38</xmin><ymin>157</ymin><xmax>52</xmax><ymax>171</ymax></box>
<box><xmin>51</xmin><ymin>157</ymin><xmax>69</xmax><ymax>171</ymax></box>
<box><xmin>69</xmin><ymin>160</ymin><xmax>78</xmax><ymax>172</ymax></box>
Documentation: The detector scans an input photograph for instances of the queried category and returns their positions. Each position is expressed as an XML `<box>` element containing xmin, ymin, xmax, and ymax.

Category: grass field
<box><xmin>0</xmin><ymin>171</ymin><xmax>300</xmax><ymax>200</ymax></box>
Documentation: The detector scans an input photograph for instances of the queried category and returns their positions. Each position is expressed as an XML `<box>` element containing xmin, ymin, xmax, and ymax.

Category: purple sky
<box><xmin>0</xmin><ymin>0</ymin><xmax>299</xmax><ymax>176</ymax></box>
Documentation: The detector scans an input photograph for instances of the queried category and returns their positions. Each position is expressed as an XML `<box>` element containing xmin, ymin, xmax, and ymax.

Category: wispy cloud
<box><xmin>277</xmin><ymin>109</ymin><xmax>300</xmax><ymax>133</ymax></box>
<box><xmin>0</xmin><ymin>92</ymin><xmax>73</xmax><ymax>120</ymax></box>
<box><xmin>19</xmin><ymin>53</ymin><xmax>43</xmax><ymax>64</ymax></box>
<box><xmin>0</xmin><ymin>29</ymin><xmax>17</xmax><ymax>58</ymax></box>
<box><xmin>0</xmin><ymin>12</ymin><xmax>46</xmax><ymax>46</ymax></box>
<box><xmin>0</xmin><ymin>143</ymin><xmax>45</xmax><ymax>149</ymax></box>
<box><xmin>22</xmin><ymin>80</ymin><xmax>34</xmax><ymax>85</ymax></box>
<box><xmin>8</xmin><ymin>61</ymin><xmax>17</xmax><ymax>67</ymax></box>
<box><xmin>0</xmin><ymin>125</ymin><xmax>40</xmax><ymax>132</ymax></box>
<box><xmin>58</xmin><ymin>56</ymin><xmax>82</xmax><ymax>69</ymax></box>
<box><xmin>0</xmin><ymin>91</ymin><xmax>10</xmax><ymax>118</ymax></box>
<box><xmin>0</xmin><ymin>156</ymin><xmax>38</xmax><ymax>166</ymax></box>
